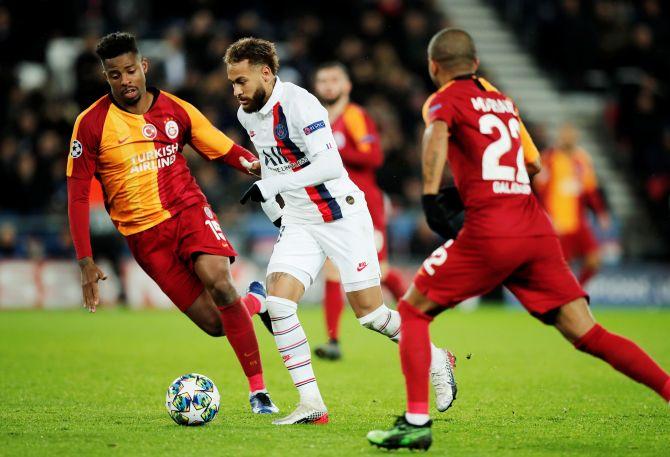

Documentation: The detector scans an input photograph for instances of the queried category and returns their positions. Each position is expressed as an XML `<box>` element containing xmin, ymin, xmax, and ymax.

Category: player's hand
<box><xmin>78</xmin><ymin>257</ymin><xmax>107</xmax><ymax>313</ymax></box>
<box><xmin>240</xmin><ymin>182</ymin><xmax>266</xmax><ymax>204</ymax></box>
<box><xmin>422</xmin><ymin>187</ymin><xmax>464</xmax><ymax>239</ymax></box>
<box><xmin>239</xmin><ymin>157</ymin><xmax>261</xmax><ymax>177</ymax></box>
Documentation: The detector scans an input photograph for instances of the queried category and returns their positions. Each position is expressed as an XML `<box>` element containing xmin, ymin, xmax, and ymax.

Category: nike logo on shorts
<box><xmin>357</xmin><ymin>262</ymin><xmax>368</xmax><ymax>272</ymax></box>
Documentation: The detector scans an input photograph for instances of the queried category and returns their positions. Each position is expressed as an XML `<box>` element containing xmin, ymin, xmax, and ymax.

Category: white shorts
<box><xmin>267</xmin><ymin>210</ymin><xmax>381</xmax><ymax>292</ymax></box>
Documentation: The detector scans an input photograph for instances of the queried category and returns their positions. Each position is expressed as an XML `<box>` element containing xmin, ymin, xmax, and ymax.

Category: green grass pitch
<box><xmin>1</xmin><ymin>305</ymin><xmax>669</xmax><ymax>456</ymax></box>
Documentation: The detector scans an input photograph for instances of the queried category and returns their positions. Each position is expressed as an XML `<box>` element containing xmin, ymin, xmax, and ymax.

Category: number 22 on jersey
<box><xmin>479</xmin><ymin>114</ymin><xmax>531</xmax><ymax>195</ymax></box>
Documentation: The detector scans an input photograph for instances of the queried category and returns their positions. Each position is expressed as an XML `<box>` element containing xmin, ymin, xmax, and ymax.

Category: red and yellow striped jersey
<box><xmin>535</xmin><ymin>147</ymin><xmax>600</xmax><ymax>234</ymax></box>
<box><xmin>331</xmin><ymin>103</ymin><xmax>384</xmax><ymax>213</ymax></box>
<box><xmin>67</xmin><ymin>89</ymin><xmax>235</xmax><ymax>236</ymax></box>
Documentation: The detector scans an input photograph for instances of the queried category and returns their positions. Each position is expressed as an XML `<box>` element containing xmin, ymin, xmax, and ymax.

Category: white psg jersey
<box><xmin>237</xmin><ymin>77</ymin><xmax>364</xmax><ymax>224</ymax></box>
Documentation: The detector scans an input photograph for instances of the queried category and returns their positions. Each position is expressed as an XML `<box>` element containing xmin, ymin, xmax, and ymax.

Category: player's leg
<box><xmin>193</xmin><ymin>254</ymin><xmax>277</xmax><ymax>413</ymax></box>
<box><xmin>265</xmin><ymin>224</ymin><xmax>329</xmax><ymax>425</ymax></box>
<box><xmin>368</xmin><ymin>236</ymin><xmax>509</xmax><ymax>450</ymax></box>
<box><xmin>508</xmin><ymin>235</ymin><xmax>670</xmax><ymax>403</ymax></box>
<box><xmin>553</xmin><ymin>298</ymin><xmax>670</xmax><ymax>401</ymax></box>
<box><xmin>366</xmin><ymin>284</ymin><xmax>443</xmax><ymax>450</ymax></box>
<box><xmin>320</xmin><ymin>212</ymin><xmax>456</xmax><ymax>411</ymax></box>
<box><xmin>314</xmin><ymin>258</ymin><xmax>345</xmax><ymax>360</ymax></box>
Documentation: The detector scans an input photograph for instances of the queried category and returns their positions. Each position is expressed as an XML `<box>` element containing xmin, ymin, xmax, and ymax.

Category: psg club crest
<box><xmin>142</xmin><ymin>123</ymin><xmax>158</xmax><ymax>140</ymax></box>
<box><xmin>274</xmin><ymin>124</ymin><xmax>287</xmax><ymax>140</ymax></box>
<box><xmin>165</xmin><ymin>120</ymin><xmax>179</xmax><ymax>140</ymax></box>
<box><xmin>70</xmin><ymin>140</ymin><xmax>83</xmax><ymax>158</ymax></box>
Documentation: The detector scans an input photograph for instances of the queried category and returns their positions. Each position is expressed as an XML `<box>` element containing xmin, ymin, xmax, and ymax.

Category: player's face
<box><xmin>102</xmin><ymin>52</ymin><xmax>148</xmax><ymax>107</ymax></box>
<box><xmin>558</xmin><ymin>124</ymin><xmax>579</xmax><ymax>149</ymax></box>
<box><xmin>227</xmin><ymin>60</ymin><xmax>272</xmax><ymax>113</ymax></box>
<box><xmin>314</xmin><ymin>67</ymin><xmax>350</xmax><ymax>106</ymax></box>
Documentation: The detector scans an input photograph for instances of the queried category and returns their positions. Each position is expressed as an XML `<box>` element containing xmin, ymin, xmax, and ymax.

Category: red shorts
<box><xmin>413</xmin><ymin>234</ymin><xmax>587</xmax><ymax>319</ymax></box>
<box><xmin>126</xmin><ymin>203</ymin><xmax>237</xmax><ymax>311</ymax></box>
<box><xmin>559</xmin><ymin>224</ymin><xmax>598</xmax><ymax>262</ymax></box>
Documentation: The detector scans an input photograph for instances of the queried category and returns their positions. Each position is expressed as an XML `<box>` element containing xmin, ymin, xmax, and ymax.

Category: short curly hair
<box><xmin>224</xmin><ymin>37</ymin><xmax>279</xmax><ymax>74</ymax></box>
<box><xmin>95</xmin><ymin>32</ymin><xmax>139</xmax><ymax>61</ymax></box>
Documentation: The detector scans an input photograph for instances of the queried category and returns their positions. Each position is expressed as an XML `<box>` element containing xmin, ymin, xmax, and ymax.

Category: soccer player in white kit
<box><xmin>224</xmin><ymin>37</ymin><xmax>456</xmax><ymax>425</ymax></box>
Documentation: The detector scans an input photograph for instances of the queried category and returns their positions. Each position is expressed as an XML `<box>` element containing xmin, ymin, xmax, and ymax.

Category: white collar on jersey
<box><xmin>258</xmin><ymin>76</ymin><xmax>284</xmax><ymax>115</ymax></box>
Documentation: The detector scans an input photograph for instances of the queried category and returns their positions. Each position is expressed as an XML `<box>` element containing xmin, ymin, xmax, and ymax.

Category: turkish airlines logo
<box><xmin>142</xmin><ymin>123</ymin><xmax>157</xmax><ymax>140</ymax></box>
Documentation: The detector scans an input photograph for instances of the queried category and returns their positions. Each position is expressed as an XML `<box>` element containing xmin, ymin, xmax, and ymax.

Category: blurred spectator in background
<box><xmin>535</xmin><ymin>123</ymin><xmax>611</xmax><ymax>285</ymax></box>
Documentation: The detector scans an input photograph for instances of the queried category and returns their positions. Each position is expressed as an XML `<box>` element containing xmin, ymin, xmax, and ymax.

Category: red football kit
<box><xmin>413</xmin><ymin>74</ymin><xmax>586</xmax><ymax>317</ymax></box>
<box><xmin>67</xmin><ymin>88</ymin><xmax>257</xmax><ymax>310</ymax></box>
<box><xmin>330</xmin><ymin>103</ymin><xmax>387</xmax><ymax>259</ymax></box>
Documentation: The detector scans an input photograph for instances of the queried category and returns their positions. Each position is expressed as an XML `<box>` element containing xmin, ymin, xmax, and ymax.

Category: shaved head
<box><xmin>428</xmin><ymin>28</ymin><xmax>477</xmax><ymax>71</ymax></box>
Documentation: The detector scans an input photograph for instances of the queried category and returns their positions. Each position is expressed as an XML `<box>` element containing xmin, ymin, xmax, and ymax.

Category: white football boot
<box><xmin>272</xmin><ymin>399</ymin><xmax>329</xmax><ymax>425</ymax></box>
<box><xmin>431</xmin><ymin>349</ymin><xmax>457</xmax><ymax>412</ymax></box>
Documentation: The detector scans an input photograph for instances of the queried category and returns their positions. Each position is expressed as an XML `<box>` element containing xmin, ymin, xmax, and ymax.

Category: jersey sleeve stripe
<box><xmin>272</xmin><ymin>102</ymin><xmax>343</xmax><ymax>222</ymax></box>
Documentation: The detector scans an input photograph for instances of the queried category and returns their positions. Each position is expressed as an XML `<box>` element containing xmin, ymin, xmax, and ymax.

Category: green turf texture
<box><xmin>1</xmin><ymin>305</ymin><xmax>668</xmax><ymax>456</ymax></box>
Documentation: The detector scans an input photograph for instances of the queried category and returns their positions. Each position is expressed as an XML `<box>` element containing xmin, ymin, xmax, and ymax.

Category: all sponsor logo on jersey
<box><xmin>302</xmin><ymin>120</ymin><xmax>326</xmax><ymax>136</ymax></box>
<box><xmin>274</xmin><ymin>124</ymin><xmax>288</xmax><ymax>140</ymax></box>
<box><xmin>165</xmin><ymin>120</ymin><xmax>179</xmax><ymax>140</ymax></box>
<box><xmin>70</xmin><ymin>140</ymin><xmax>83</xmax><ymax>158</ymax></box>
<box><xmin>204</xmin><ymin>206</ymin><xmax>214</xmax><ymax>219</ymax></box>
<box><xmin>262</xmin><ymin>147</ymin><xmax>310</xmax><ymax>172</ymax></box>
<box><xmin>142</xmin><ymin>123</ymin><xmax>158</xmax><ymax>140</ymax></box>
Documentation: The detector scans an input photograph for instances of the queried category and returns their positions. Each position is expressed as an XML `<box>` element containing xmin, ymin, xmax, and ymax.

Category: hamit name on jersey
<box><xmin>470</xmin><ymin>97</ymin><xmax>514</xmax><ymax>114</ymax></box>
<box><xmin>130</xmin><ymin>143</ymin><xmax>178</xmax><ymax>174</ymax></box>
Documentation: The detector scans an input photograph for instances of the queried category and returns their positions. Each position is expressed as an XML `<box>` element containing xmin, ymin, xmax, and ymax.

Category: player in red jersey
<box><xmin>368</xmin><ymin>28</ymin><xmax>670</xmax><ymax>451</ymax></box>
<box><xmin>311</xmin><ymin>62</ymin><xmax>408</xmax><ymax>360</ymax></box>
<box><xmin>67</xmin><ymin>32</ymin><xmax>278</xmax><ymax>414</ymax></box>
<box><xmin>534</xmin><ymin>123</ymin><xmax>611</xmax><ymax>285</ymax></box>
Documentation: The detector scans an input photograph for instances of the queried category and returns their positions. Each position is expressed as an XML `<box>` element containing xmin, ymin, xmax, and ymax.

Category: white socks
<box><xmin>267</xmin><ymin>295</ymin><xmax>324</xmax><ymax>405</ymax></box>
<box><xmin>358</xmin><ymin>304</ymin><xmax>446</xmax><ymax>371</ymax></box>
<box><xmin>405</xmin><ymin>412</ymin><xmax>430</xmax><ymax>426</ymax></box>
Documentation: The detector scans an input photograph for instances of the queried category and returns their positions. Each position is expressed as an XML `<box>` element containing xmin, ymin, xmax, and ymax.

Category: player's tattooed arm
<box><xmin>421</xmin><ymin>120</ymin><xmax>449</xmax><ymax>195</ymax></box>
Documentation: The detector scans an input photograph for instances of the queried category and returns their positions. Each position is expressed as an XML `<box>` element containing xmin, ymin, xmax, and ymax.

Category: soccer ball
<box><xmin>165</xmin><ymin>373</ymin><xmax>220</xmax><ymax>425</ymax></box>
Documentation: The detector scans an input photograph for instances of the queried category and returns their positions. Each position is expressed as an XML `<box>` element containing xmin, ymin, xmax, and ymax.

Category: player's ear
<box><xmin>262</xmin><ymin>66</ymin><xmax>273</xmax><ymax>82</ymax></box>
<box><xmin>141</xmin><ymin>56</ymin><xmax>150</xmax><ymax>74</ymax></box>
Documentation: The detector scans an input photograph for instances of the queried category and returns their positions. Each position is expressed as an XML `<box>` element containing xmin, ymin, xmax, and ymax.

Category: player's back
<box><xmin>423</xmin><ymin>75</ymin><xmax>554</xmax><ymax>238</ymax></box>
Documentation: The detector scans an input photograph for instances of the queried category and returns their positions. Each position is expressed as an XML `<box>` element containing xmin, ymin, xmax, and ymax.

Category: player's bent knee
<box><xmin>266</xmin><ymin>272</ymin><xmax>305</xmax><ymax>303</ymax></box>
<box><xmin>208</xmin><ymin>278</ymin><xmax>238</xmax><ymax>306</ymax></box>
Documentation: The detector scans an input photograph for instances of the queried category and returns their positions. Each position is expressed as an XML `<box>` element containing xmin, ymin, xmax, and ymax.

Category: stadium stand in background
<box><xmin>0</xmin><ymin>0</ymin><xmax>668</xmax><ymax>308</ymax></box>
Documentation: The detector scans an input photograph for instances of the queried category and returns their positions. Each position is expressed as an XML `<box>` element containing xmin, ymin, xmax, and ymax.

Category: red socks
<box><xmin>398</xmin><ymin>299</ymin><xmax>433</xmax><ymax>415</ymax></box>
<box><xmin>218</xmin><ymin>299</ymin><xmax>265</xmax><ymax>392</ymax></box>
<box><xmin>574</xmin><ymin>324</ymin><xmax>670</xmax><ymax>401</ymax></box>
<box><xmin>242</xmin><ymin>293</ymin><xmax>262</xmax><ymax>316</ymax></box>
<box><xmin>324</xmin><ymin>280</ymin><xmax>345</xmax><ymax>341</ymax></box>
<box><xmin>382</xmin><ymin>268</ymin><xmax>407</xmax><ymax>301</ymax></box>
